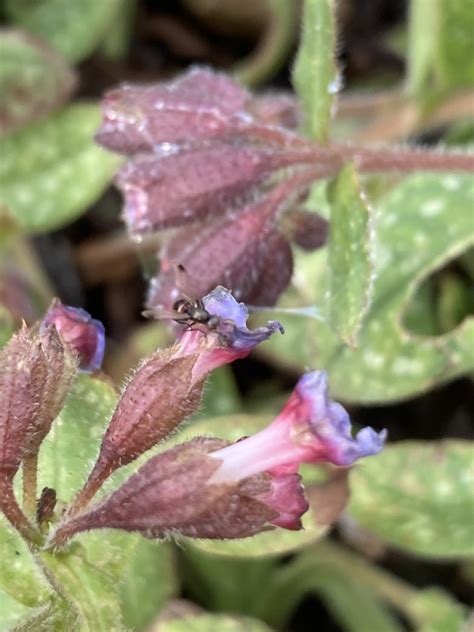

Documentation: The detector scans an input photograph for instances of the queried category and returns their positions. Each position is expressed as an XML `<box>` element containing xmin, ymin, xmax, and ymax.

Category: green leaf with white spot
<box><xmin>151</xmin><ymin>613</ymin><xmax>273</xmax><ymax>632</ymax></box>
<box><xmin>79</xmin><ymin>531</ymin><xmax>177</xmax><ymax>630</ymax></box>
<box><xmin>292</xmin><ymin>0</ymin><xmax>338</xmax><ymax>142</ymax></box>
<box><xmin>327</xmin><ymin>163</ymin><xmax>374</xmax><ymax>347</ymax></box>
<box><xmin>40</xmin><ymin>546</ymin><xmax>124</xmax><ymax>631</ymax></box>
<box><xmin>0</xmin><ymin>104</ymin><xmax>121</xmax><ymax>234</ymax></box>
<box><xmin>262</xmin><ymin>172</ymin><xmax>474</xmax><ymax>403</ymax></box>
<box><xmin>120</xmin><ymin>539</ymin><xmax>177</xmax><ymax>630</ymax></box>
<box><xmin>0</xmin><ymin>517</ymin><xmax>50</xmax><ymax>608</ymax></box>
<box><xmin>5</xmin><ymin>0</ymin><xmax>121</xmax><ymax>63</ymax></box>
<box><xmin>0</xmin><ymin>29</ymin><xmax>76</xmax><ymax>137</ymax></box>
<box><xmin>171</xmin><ymin>415</ymin><xmax>330</xmax><ymax>558</ymax></box>
<box><xmin>38</xmin><ymin>373</ymin><xmax>117</xmax><ymax>503</ymax></box>
<box><xmin>349</xmin><ymin>441</ymin><xmax>474</xmax><ymax>558</ymax></box>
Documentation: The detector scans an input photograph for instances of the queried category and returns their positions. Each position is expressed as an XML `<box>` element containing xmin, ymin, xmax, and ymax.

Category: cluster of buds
<box><xmin>0</xmin><ymin>287</ymin><xmax>385</xmax><ymax>550</ymax></box>
<box><xmin>95</xmin><ymin>66</ymin><xmax>331</xmax><ymax>309</ymax></box>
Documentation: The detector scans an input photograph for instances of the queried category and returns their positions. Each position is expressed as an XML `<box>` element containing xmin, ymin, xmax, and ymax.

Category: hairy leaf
<box><xmin>349</xmin><ymin>441</ymin><xmax>474</xmax><ymax>557</ymax></box>
<box><xmin>327</xmin><ymin>164</ymin><xmax>374</xmax><ymax>347</ymax></box>
<box><xmin>82</xmin><ymin>532</ymin><xmax>177</xmax><ymax>630</ymax></box>
<box><xmin>0</xmin><ymin>104</ymin><xmax>121</xmax><ymax>233</ymax></box>
<box><xmin>262</xmin><ymin>173</ymin><xmax>474</xmax><ymax>402</ymax></box>
<box><xmin>5</xmin><ymin>0</ymin><xmax>120</xmax><ymax>63</ymax></box>
<box><xmin>40</xmin><ymin>547</ymin><xmax>124</xmax><ymax>631</ymax></box>
<box><xmin>38</xmin><ymin>374</ymin><xmax>117</xmax><ymax>503</ymax></box>
<box><xmin>292</xmin><ymin>0</ymin><xmax>338</xmax><ymax>141</ymax></box>
<box><xmin>0</xmin><ymin>29</ymin><xmax>76</xmax><ymax>137</ymax></box>
<box><xmin>0</xmin><ymin>516</ymin><xmax>50</xmax><ymax>608</ymax></box>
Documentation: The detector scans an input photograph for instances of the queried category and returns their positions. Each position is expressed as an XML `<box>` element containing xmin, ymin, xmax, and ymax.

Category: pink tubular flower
<box><xmin>211</xmin><ymin>371</ymin><xmax>387</xmax><ymax>479</ymax></box>
<box><xmin>207</xmin><ymin>371</ymin><xmax>386</xmax><ymax>528</ymax></box>
<box><xmin>41</xmin><ymin>300</ymin><xmax>105</xmax><ymax>372</ymax></box>
<box><xmin>52</xmin><ymin>370</ymin><xmax>385</xmax><ymax>546</ymax></box>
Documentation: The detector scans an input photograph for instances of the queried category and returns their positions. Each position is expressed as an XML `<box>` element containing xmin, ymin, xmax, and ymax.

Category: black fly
<box><xmin>144</xmin><ymin>264</ymin><xmax>219</xmax><ymax>330</ymax></box>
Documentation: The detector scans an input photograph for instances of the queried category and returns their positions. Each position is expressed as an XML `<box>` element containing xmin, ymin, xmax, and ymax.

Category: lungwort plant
<box><xmin>1</xmin><ymin>0</ymin><xmax>473</xmax><ymax>631</ymax></box>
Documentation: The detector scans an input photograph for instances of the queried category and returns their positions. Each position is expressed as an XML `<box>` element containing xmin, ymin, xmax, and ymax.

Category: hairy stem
<box><xmin>0</xmin><ymin>474</ymin><xmax>42</xmax><ymax>546</ymax></box>
<box><xmin>336</xmin><ymin>143</ymin><xmax>474</xmax><ymax>174</ymax></box>
<box><xmin>22</xmin><ymin>453</ymin><xmax>38</xmax><ymax>518</ymax></box>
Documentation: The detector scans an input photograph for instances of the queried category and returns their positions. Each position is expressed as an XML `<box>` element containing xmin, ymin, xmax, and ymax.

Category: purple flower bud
<box><xmin>148</xmin><ymin>187</ymin><xmax>295</xmax><ymax>309</ymax></box>
<box><xmin>42</xmin><ymin>300</ymin><xmax>105</xmax><ymax>372</ymax></box>
<box><xmin>95</xmin><ymin>67</ymin><xmax>252</xmax><ymax>155</ymax></box>
<box><xmin>50</xmin><ymin>438</ymin><xmax>295</xmax><ymax>544</ymax></box>
<box><xmin>0</xmin><ymin>323</ymin><xmax>77</xmax><ymax>544</ymax></box>
<box><xmin>281</xmin><ymin>209</ymin><xmax>329</xmax><ymax>251</ymax></box>
<box><xmin>0</xmin><ymin>324</ymin><xmax>77</xmax><ymax>479</ymax></box>
<box><xmin>116</xmin><ymin>145</ymin><xmax>306</xmax><ymax>235</ymax></box>
<box><xmin>249</xmin><ymin>92</ymin><xmax>300</xmax><ymax>130</ymax></box>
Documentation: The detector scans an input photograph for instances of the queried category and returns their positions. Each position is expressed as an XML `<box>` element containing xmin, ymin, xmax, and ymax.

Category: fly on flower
<box><xmin>144</xmin><ymin>263</ymin><xmax>220</xmax><ymax>331</ymax></box>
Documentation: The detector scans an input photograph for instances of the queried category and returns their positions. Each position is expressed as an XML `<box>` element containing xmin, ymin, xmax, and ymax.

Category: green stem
<box><xmin>22</xmin><ymin>453</ymin><xmax>38</xmax><ymax>518</ymax></box>
<box><xmin>234</xmin><ymin>0</ymin><xmax>298</xmax><ymax>86</ymax></box>
<box><xmin>311</xmin><ymin>541</ymin><xmax>418</xmax><ymax>616</ymax></box>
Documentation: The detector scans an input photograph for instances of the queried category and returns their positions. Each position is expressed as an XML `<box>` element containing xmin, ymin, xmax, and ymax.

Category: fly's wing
<box><xmin>173</xmin><ymin>263</ymin><xmax>199</xmax><ymax>304</ymax></box>
<box><xmin>142</xmin><ymin>305</ymin><xmax>188</xmax><ymax>322</ymax></box>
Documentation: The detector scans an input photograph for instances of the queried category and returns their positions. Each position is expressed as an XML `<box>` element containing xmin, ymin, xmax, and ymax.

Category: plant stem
<box><xmin>234</xmin><ymin>0</ymin><xmax>299</xmax><ymax>87</ymax></box>
<box><xmin>22</xmin><ymin>453</ymin><xmax>38</xmax><ymax>518</ymax></box>
<box><xmin>0</xmin><ymin>475</ymin><xmax>42</xmax><ymax>546</ymax></box>
<box><xmin>336</xmin><ymin>143</ymin><xmax>474</xmax><ymax>174</ymax></box>
<box><xmin>305</xmin><ymin>540</ymin><xmax>424</xmax><ymax>626</ymax></box>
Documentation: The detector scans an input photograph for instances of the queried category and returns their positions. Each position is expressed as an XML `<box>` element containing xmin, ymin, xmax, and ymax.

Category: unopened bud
<box><xmin>51</xmin><ymin>438</ymin><xmax>279</xmax><ymax>546</ymax></box>
<box><xmin>0</xmin><ymin>324</ymin><xmax>76</xmax><ymax>478</ymax></box>
<box><xmin>41</xmin><ymin>300</ymin><xmax>105</xmax><ymax>372</ymax></box>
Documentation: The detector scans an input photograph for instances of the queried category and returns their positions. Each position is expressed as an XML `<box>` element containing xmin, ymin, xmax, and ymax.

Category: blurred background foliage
<box><xmin>0</xmin><ymin>0</ymin><xmax>473</xmax><ymax>630</ymax></box>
